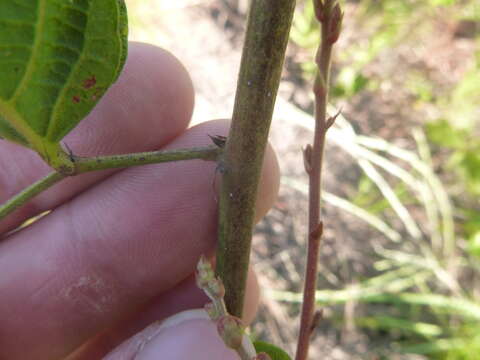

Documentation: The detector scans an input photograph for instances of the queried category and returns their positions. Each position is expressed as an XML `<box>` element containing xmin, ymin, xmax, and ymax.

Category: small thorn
<box><xmin>326</xmin><ymin>107</ymin><xmax>342</xmax><ymax>129</ymax></box>
<box><xmin>208</xmin><ymin>134</ymin><xmax>227</xmax><ymax>148</ymax></box>
<box><xmin>303</xmin><ymin>144</ymin><xmax>313</xmax><ymax>174</ymax></box>
<box><xmin>313</xmin><ymin>0</ymin><xmax>325</xmax><ymax>22</ymax></box>
<box><xmin>63</xmin><ymin>142</ymin><xmax>75</xmax><ymax>162</ymax></box>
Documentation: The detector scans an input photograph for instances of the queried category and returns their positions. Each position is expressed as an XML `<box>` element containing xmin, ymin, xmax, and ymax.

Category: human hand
<box><xmin>0</xmin><ymin>42</ymin><xmax>279</xmax><ymax>359</ymax></box>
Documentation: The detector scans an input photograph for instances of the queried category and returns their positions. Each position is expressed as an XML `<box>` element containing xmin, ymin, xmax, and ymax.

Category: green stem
<box><xmin>73</xmin><ymin>145</ymin><xmax>220</xmax><ymax>172</ymax></box>
<box><xmin>216</xmin><ymin>0</ymin><xmax>296</xmax><ymax>317</ymax></box>
<box><xmin>0</xmin><ymin>146</ymin><xmax>221</xmax><ymax>223</ymax></box>
<box><xmin>0</xmin><ymin>171</ymin><xmax>65</xmax><ymax>220</ymax></box>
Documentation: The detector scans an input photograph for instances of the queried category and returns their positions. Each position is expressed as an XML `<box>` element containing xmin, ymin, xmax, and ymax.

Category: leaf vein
<box><xmin>8</xmin><ymin>0</ymin><xmax>47</xmax><ymax>102</ymax></box>
<box><xmin>46</xmin><ymin>1</ymin><xmax>91</xmax><ymax>138</ymax></box>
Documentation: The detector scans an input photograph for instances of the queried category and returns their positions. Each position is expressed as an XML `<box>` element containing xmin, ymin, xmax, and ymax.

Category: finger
<box><xmin>104</xmin><ymin>310</ymin><xmax>251</xmax><ymax>360</ymax></box>
<box><xmin>68</xmin><ymin>267</ymin><xmax>259</xmax><ymax>360</ymax></box>
<box><xmin>0</xmin><ymin>120</ymin><xmax>279</xmax><ymax>360</ymax></box>
<box><xmin>0</xmin><ymin>41</ymin><xmax>194</xmax><ymax>234</ymax></box>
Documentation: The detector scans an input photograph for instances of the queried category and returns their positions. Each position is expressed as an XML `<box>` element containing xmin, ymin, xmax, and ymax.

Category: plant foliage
<box><xmin>0</xmin><ymin>0</ymin><xmax>128</xmax><ymax>170</ymax></box>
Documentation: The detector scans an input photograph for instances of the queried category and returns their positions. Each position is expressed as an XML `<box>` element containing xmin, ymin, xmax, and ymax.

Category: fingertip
<box><xmin>254</xmin><ymin>141</ymin><xmax>280</xmax><ymax>224</ymax></box>
<box><xmin>105</xmin><ymin>310</ymin><xmax>244</xmax><ymax>360</ymax></box>
<box><xmin>243</xmin><ymin>266</ymin><xmax>260</xmax><ymax>326</ymax></box>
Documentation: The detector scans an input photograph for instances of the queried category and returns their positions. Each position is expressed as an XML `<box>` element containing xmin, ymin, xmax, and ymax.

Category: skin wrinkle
<box><xmin>28</xmin><ymin>270</ymin><xmax>58</xmax><ymax>304</ymax></box>
<box><xmin>58</xmin><ymin>223</ymin><xmax>115</xmax><ymax>318</ymax></box>
<box><xmin>61</xmin><ymin>203</ymin><xmax>139</xmax><ymax>315</ymax></box>
<box><xmin>26</xmin><ymin>213</ymin><xmax>115</xmax><ymax>318</ymax></box>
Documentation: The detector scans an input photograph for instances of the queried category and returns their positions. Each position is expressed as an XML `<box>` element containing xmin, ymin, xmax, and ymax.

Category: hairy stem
<box><xmin>0</xmin><ymin>146</ymin><xmax>221</xmax><ymax>223</ymax></box>
<box><xmin>295</xmin><ymin>1</ymin><xmax>342</xmax><ymax>360</ymax></box>
<box><xmin>73</xmin><ymin>145</ymin><xmax>220</xmax><ymax>172</ymax></box>
<box><xmin>216</xmin><ymin>0</ymin><xmax>296</xmax><ymax>317</ymax></box>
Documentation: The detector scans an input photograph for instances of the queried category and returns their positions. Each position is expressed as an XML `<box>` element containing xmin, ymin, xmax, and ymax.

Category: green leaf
<box><xmin>0</xmin><ymin>0</ymin><xmax>128</xmax><ymax>171</ymax></box>
<box><xmin>253</xmin><ymin>341</ymin><xmax>291</xmax><ymax>360</ymax></box>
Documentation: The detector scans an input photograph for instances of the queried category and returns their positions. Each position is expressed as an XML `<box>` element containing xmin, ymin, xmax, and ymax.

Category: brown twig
<box><xmin>295</xmin><ymin>1</ymin><xmax>343</xmax><ymax>360</ymax></box>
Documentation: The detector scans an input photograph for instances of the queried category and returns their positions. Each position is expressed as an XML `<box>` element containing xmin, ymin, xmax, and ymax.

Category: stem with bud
<box><xmin>295</xmin><ymin>1</ymin><xmax>343</xmax><ymax>360</ymax></box>
<box><xmin>196</xmin><ymin>256</ymin><xmax>271</xmax><ymax>360</ymax></box>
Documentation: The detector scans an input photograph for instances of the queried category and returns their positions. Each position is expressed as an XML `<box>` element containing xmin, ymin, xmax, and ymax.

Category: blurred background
<box><xmin>126</xmin><ymin>1</ymin><xmax>479</xmax><ymax>359</ymax></box>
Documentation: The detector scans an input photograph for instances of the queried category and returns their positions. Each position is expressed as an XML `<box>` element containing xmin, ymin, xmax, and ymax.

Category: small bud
<box><xmin>204</xmin><ymin>302</ymin><xmax>219</xmax><ymax>319</ymax></box>
<box><xmin>217</xmin><ymin>315</ymin><xmax>244</xmax><ymax>350</ymax></box>
<box><xmin>196</xmin><ymin>255</ymin><xmax>215</xmax><ymax>289</ymax></box>
<box><xmin>197</xmin><ymin>255</ymin><xmax>211</xmax><ymax>273</ymax></box>
<box><xmin>310</xmin><ymin>222</ymin><xmax>323</xmax><ymax>241</ymax></box>
<box><xmin>328</xmin><ymin>3</ymin><xmax>343</xmax><ymax>44</ymax></box>
<box><xmin>208</xmin><ymin>278</ymin><xmax>226</xmax><ymax>299</ymax></box>
<box><xmin>195</xmin><ymin>270</ymin><xmax>210</xmax><ymax>289</ymax></box>
<box><xmin>313</xmin><ymin>0</ymin><xmax>325</xmax><ymax>22</ymax></box>
<box><xmin>310</xmin><ymin>309</ymin><xmax>323</xmax><ymax>335</ymax></box>
<box><xmin>303</xmin><ymin>144</ymin><xmax>313</xmax><ymax>173</ymax></box>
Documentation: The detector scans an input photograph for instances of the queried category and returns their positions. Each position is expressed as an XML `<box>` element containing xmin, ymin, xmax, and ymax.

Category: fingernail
<box><xmin>135</xmin><ymin>309</ymin><xmax>239</xmax><ymax>360</ymax></box>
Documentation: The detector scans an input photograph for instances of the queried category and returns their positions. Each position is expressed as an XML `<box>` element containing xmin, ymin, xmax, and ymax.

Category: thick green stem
<box><xmin>216</xmin><ymin>0</ymin><xmax>296</xmax><ymax>317</ymax></box>
<box><xmin>0</xmin><ymin>146</ymin><xmax>220</xmax><ymax>223</ymax></box>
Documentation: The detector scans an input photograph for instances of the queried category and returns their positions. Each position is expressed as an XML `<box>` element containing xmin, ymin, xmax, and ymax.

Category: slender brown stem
<box><xmin>216</xmin><ymin>0</ymin><xmax>296</xmax><ymax>317</ymax></box>
<box><xmin>295</xmin><ymin>1</ymin><xmax>342</xmax><ymax>360</ymax></box>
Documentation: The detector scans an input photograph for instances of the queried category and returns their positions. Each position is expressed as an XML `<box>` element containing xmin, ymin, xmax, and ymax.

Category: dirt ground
<box><xmin>125</xmin><ymin>1</ymin><xmax>478</xmax><ymax>358</ymax></box>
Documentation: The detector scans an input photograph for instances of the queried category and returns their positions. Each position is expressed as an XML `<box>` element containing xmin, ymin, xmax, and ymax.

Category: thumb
<box><xmin>104</xmin><ymin>309</ymin><xmax>255</xmax><ymax>360</ymax></box>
